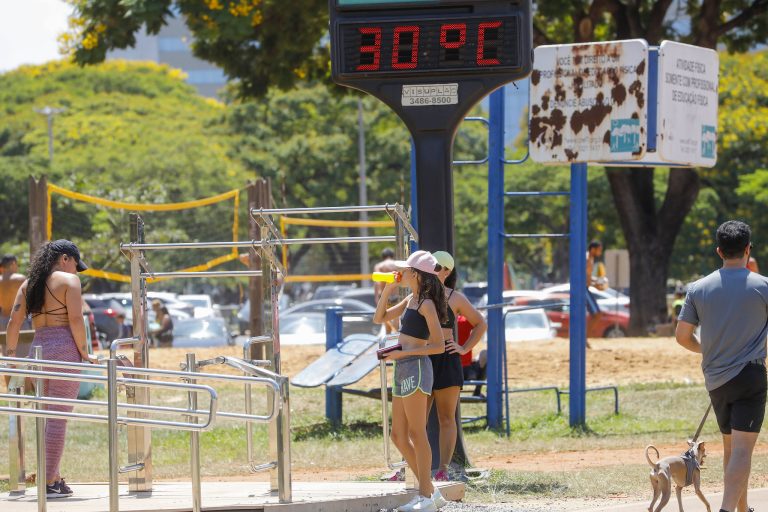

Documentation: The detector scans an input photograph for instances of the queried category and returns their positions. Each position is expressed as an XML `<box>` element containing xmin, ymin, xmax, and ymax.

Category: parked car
<box><xmin>512</xmin><ymin>293</ymin><xmax>629</xmax><ymax>338</ymax></box>
<box><xmin>540</xmin><ymin>283</ymin><xmax>630</xmax><ymax>314</ymax></box>
<box><xmin>278</xmin><ymin>311</ymin><xmax>381</xmax><ymax>345</ymax></box>
<box><xmin>503</xmin><ymin>307</ymin><xmax>558</xmax><ymax>342</ymax></box>
<box><xmin>282</xmin><ymin>298</ymin><xmax>374</xmax><ymax>316</ymax></box>
<box><xmin>101</xmin><ymin>292</ymin><xmax>192</xmax><ymax>325</ymax></box>
<box><xmin>340</xmin><ymin>287</ymin><xmax>376</xmax><ymax>307</ymax></box>
<box><xmin>169</xmin><ymin>317</ymin><xmax>234</xmax><ymax>348</ymax></box>
<box><xmin>83</xmin><ymin>294</ymin><xmax>127</xmax><ymax>345</ymax></box>
<box><xmin>461</xmin><ymin>282</ymin><xmax>488</xmax><ymax>308</ymax></box>
<box><xmin>178</xmin><ymin>294</ymin><xmax>219</xmax><ymax>319</ymax></box>
<box><xmin>312</xmin><ymin>284</ymin><xmax>357</xmax><ymax>300</ymax></box>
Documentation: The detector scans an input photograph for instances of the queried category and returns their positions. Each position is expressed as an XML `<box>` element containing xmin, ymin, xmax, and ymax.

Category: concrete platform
<box><xmin>1</xmin><ymin>480</ymin><xmax>465</xmax><ymax>512</ymax></box>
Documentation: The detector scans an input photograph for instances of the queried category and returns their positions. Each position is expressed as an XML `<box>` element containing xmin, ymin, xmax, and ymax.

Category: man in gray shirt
<box><xmin>677</xmin><ymin>220</ymin><xmax>768</xmax><ymax>512</ymax></box>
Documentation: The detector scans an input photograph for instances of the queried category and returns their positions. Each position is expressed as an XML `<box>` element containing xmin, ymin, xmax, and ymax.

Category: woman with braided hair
<box><xmin>5</xmin><ymin>240</ymin><xmax>96</xmax><ymax>498</ymax></box>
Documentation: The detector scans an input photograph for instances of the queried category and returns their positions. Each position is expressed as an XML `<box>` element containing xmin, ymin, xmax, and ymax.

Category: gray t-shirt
<box><xmin>679</xmin><ymin>268</ymin><xmax>768</xmax><ymax>391</ymax></box>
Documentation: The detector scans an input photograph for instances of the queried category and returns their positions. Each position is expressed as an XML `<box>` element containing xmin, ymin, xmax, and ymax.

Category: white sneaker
<box><xmin>410</xmin><ymin>495</ymin><xmax>437</xmax><ymax>512</ymax></box>
<box><xmin>396</xmin><ymin>494</ymin><xmax>421</xmax><ymax>512</ymax></box>
<box><xmin>431</xmin><ymin>487</ymin><xmax>447</xmax><ymax>509</ymax></box>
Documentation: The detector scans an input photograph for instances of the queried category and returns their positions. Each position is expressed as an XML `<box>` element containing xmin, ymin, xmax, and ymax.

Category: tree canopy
<box><xmin>63</xmin><ymin>0</ymin><xmax>329</xmax><ymax>97</ymax></box>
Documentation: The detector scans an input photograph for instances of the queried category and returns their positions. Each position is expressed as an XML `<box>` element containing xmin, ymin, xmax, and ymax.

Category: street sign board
<box><xmin>529</xmin><ymin>40</ymin><xmax>649</xmax><ymax>163</ymax></box>
<box><xmin>657</xmin><ymin>41</ymin><xmax>719</xmax><ymax>166</ymax></box>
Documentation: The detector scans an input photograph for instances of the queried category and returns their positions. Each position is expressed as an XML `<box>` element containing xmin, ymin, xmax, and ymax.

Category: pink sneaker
<box><xmin>433</xmin><ymin>470</ymin><xmax>449</xmax><ymax>481</ymax></box>
<box><xmin>382</xmin><ymin>468</ymin><xmax>405</xmax><ymax>482</ymax></box>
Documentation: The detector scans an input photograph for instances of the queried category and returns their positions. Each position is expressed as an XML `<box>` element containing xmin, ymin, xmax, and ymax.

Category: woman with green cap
<box><xmin>429</xmin><ymin>250</ymin><xmax>487</xmax><ymax>481</ymax></box>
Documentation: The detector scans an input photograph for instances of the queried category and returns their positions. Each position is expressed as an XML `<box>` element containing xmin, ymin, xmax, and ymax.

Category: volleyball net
<box><xmin>47</xmin><ymin>183</ymin><xmax>241</xmax><ymax>284</ymax></box>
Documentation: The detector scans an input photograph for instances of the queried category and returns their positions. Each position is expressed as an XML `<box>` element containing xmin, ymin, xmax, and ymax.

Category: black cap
<box><xmin>49</xmin><ymin>239</ymin><xmax>88</xmax><ymax>272</ymax></box>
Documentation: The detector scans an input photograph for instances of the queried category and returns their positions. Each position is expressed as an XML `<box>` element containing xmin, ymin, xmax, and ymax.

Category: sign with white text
<box><xmin>657</xmin><ymin>41</ymin><xmax>719</xmax><ymax>166</ymax></box>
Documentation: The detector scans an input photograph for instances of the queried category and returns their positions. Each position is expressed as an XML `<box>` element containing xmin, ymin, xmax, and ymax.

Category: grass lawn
<box><xmin>1</xmin><ymin>378</ymin><xmax>740</xmax><ymax>504</ymax></box>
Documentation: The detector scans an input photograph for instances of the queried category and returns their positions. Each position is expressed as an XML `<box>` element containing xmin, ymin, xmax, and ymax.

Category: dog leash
<box><xmin>691</xmin><ymin>402</ymin><xmax>712</xmax><ymax>443</ymax></box>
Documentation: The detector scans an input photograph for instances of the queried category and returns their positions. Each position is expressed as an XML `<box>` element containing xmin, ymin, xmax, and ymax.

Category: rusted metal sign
<box><xmin>529</xmin><ymin>40</ymin><xmax>649</xmax><ymax>163</ymax></box>
<box><xmin>657</xmin><ymin>41</ymin><xmax>719</xmax><ymax>167</ymax></box>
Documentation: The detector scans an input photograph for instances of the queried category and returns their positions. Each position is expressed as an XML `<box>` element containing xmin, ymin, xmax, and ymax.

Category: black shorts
<box><xmin>430</xmin><ymin>350</ymin><xmax>463</xmax><ymax>390</ymax></box>
<box><xmin>709</xmin><ymin>361</ymin><xmax>767</xmax><ymax>434</ymax></box>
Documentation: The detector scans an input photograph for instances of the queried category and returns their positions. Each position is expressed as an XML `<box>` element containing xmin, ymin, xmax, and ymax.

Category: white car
<box><xmin>503</xmin><ymin>307</ymin><xmax>558</xmax><ymax>342</ymax></box>
<box><xmin>540</xmin><ymin>283</ymin><xmax>630</xmax><ymax>313</ymax></box>
<box><xmin>179</xmin><ymin>294</ymin><xmax>220</xmax><ymax>319</ymax></box>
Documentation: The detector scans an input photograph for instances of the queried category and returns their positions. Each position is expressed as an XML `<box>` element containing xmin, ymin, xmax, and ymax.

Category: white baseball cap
<box><xmin>392</xmin><ymin>250</ymin><xmax>441</xmax><ymax>275</ymax></box>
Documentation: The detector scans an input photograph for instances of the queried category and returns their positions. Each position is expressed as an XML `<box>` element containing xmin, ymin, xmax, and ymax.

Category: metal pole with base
<box><xmin>569</xmin><ymin>163</ymin><xmax>588</xmax><ymax>427</ymax></box>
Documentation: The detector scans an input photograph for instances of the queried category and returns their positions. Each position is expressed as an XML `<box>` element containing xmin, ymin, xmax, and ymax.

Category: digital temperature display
<box><xmin>337</xmin><ymin>15</ymin><xmax>520</xmax><ymax>77</ymax></box>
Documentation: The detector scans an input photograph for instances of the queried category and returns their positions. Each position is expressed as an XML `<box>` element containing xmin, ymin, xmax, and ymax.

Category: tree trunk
<box><xmin>606</xmin><ymin>167</ymin><xmax>700</xmax><ymax>334</ymax></box>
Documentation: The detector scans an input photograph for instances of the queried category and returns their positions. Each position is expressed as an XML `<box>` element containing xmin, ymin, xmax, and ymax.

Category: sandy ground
<box><xmin>114</xmin><ymin>336</ymin><xmax>706</xmax><ymax>388</ymax></box>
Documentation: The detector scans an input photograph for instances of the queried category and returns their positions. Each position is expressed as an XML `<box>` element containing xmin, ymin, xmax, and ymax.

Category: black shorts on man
<box><xmin>709</xmin><ymin>361</ymin><xmax>767</xmax><ymax>434</ymax></box>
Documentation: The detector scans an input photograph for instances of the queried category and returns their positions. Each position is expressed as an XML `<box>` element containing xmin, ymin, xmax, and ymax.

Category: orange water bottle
<box><xmin>372</xmin><ymin>271</ymin><xmax>400</xmax><ymax>283</ymax></box>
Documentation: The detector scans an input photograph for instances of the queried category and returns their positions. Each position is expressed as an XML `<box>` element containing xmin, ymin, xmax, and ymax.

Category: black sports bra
<box><xmin>400</xmin><ymin>300</ymin><xmax>430</xmax><ymax>340</ymax></box>
<box><xmin>440</xmin><ymin>290</ymin><xmax>456</xmax><ymax>329</ymax></box>
<box><xmin>31</xmin><ymin>283</ymin><xmax>68</xmax><ymax>318</ymax></box>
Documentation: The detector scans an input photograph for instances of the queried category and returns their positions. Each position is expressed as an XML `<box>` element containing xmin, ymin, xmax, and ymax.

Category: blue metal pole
<box><xmin>569</xmin><ymin>163</ymin><xmax>588</xmax><ymax>427</ymax></box>
<box><xmin>647</xmin><ymin>47</ymin><xmax>659</xmax><ymax>152</ymax></box>
<box><xmin>486</xmin><ymin>87</ymin><xmax>506</xmax><ymax>429</ymax></box>
<box><xmin>325</xmin><ymin>306</ymin><xmax>344</xmax><ymax>427</ymax></box>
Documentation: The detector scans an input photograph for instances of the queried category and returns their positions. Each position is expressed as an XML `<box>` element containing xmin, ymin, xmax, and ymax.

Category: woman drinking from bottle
<box><xmin>373</xmin><ymin>250</ymin><xmax>448</xmax><ymax>512</ymax></box>
<box><xmin>429</xmin><ymin>251</ymin><xmax>487</xmax><ymax>481</ymax></box>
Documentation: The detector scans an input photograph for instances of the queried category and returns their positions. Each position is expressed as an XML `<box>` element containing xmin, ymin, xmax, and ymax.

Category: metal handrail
<box><xmin>192</xmin><ymin>355</ymin><xmax>290</xmax><ymax>475</ymax></box>
<box><xmin>110</xmin><ymin>336</ymin><xmax>141</xmax><ymax>358</ymax></box>
<box><xmin>0</xmin><ymin>353</ymin><xmax>286</xmax><ymax>512</ymax></box>
<box><xmin>252</xmin><ymin>204</ymin><xmax>396</xmax><ymax>215</ymax></box>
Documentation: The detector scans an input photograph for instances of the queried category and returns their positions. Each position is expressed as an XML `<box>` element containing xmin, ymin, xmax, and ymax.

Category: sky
<box><xmin>0</xmin><ymin>0</ymin><xmax>72</xmax><ymax>73</ymax></box>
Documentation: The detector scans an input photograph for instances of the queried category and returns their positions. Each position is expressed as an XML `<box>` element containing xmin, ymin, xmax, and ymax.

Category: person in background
<box><xmin>585</xmin><ymin>240</ymin><xmax>605</xmax><ymax>348</ymax></box>
<box><xmin>150</xmin><ymin>300</ymin><xmax>173</xmax><ymax>347</ymax></box>
<box><xmin>374</xmin><ymin>250</ymin><xmax>448</xmax><ymax>512</ymax></box>
<box><xmin>4</xmin><ymin>240</ymin><xmax>97</xmax><ymax>498</ymax></box>
<box><xmin>676</xmin><ymin>221</ymin><xmax>767</xmax><ymax>512</ymax></box>
<box><xmin>116</xmin><ymin>312</ymin><xmax>132</xmax><ymax>339</ymax></box>
<box><xmin>430</xmin><ymin>251</ymin><xmax>487</xmax><ymax>481</ymax></box>
<box><xmin>0</xmin><ymin>254</ymin><xmax>26</xmax><ymax>331</ymax></box>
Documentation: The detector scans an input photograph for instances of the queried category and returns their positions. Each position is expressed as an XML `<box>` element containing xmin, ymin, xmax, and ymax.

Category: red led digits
<box><xmin>392</xmin><ymin>25</ymin><xmax>420</xmax><ymax>69</ymax></box>
<box><xmin>440</xmin><ymin>23</ymin><xmax>466</xmax><ymax>48</ymax></box>
<box><xmin>356</xmin><ymin>27</ymin><xmax>382</xmax><ymax>71</ymax></box>
<box><xmin>477</xmin><ymin>21</ymin><xmax>502</xmax><ymax>66</ymax></box>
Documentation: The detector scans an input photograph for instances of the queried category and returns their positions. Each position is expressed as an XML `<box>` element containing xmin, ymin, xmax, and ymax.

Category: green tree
<box><xmin>222</xmin><ymin>83</ymin><xmax>488</xmax><ymax>274</ymax></box>
<box><xmin>532</xmin><ymin>1</ymin><xmax>768</xmax><ymax>333</ymax></box>
<box><xmin>0</xmin><ymin>60</ymin><xmax>251</xmax><ymax>290</ymax></box>
<box><xmin>63</xmin><ymin>0</ymin><xmax>328</xmax><ymax>97</ymax></box>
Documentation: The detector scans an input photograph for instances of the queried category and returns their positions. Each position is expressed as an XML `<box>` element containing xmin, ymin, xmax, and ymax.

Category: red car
<box><xmin>513</xmin><ymin>293</ymin><xmax>628</xmax><ymax>338</ymax></box>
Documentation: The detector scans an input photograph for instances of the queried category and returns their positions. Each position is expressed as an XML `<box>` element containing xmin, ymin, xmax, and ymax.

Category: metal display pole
<box><xmin>128</xmin><ymin>213</ymin><xmax>151</xmax><ymax>491</ymax></box>
<box><xmin>186</xmin><ymin>353</ymin><xmax>201</xmax><ymax>512</ymax></box>
<box><xmin>9</xmin><ymin>384</ymin><xmax>25</xmax><ymax>494</ymax></box>
<box><xmin>569</xmin><ymin>163</ymin><xmax>588</xmax><ymax>426</ymax></box>
<box><xmin>107</xmin><ymin>358</ymin><xmax>120</xmax><ymax>512</ymax></box>
<box><xmin>34</xmin><ymin>346</ymin><xmax>46</xmax><ymax>512</ymax></box>
<box><xmin>486</xmin><ymin>88</ymin><xmax>506</xmax><ymax>429</ymax></box>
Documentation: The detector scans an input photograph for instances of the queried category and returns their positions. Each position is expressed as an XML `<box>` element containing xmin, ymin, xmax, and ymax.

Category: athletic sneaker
<box><xmin>46</xmin><ymin>480</ymin><xmax>73</xmax><ymax>498</ymax></box>
<box><xmin>58</xmin><ymin>479</ymin><xmax>73</xmax><ymax>495</ymax></box>
<box><xmin>431</xmin><ymin>487</ymin><xmax>447</xmax><ymax>509</ymax></box>
<box><xmin>383</xmin><ymin>468</ymin><xmax>406</xmax><ymax>482</ymax></box>
<box><xmin>410</xmin><ymin>495</ymin><xmax>437</xmax><ymax>512</ymax></box>
<box><xmin>395</xmin><ymin>494</ymin><xmax>421</xmax><ymax>512</ymax></box>
<box><xmin>433</xmin><ymin>469</ymin><xmax>449</xmax><ymax>481</ymax></box>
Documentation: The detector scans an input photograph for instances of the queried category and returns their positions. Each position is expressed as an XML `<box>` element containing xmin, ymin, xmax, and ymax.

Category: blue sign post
<box><xmin>568</xmin><ymin>163</ymin><xmax>588</xmax><ymax>426</ymax></box>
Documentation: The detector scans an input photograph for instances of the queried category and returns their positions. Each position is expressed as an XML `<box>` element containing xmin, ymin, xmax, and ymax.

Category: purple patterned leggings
<box><xmin>29</xmin><ymin>326</ymin><xmax>82</xmax><ymax>483</ymax></box>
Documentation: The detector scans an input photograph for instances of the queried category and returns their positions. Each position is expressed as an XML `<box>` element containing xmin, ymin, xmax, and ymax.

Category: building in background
<box><xmin>108</xmin><ymin>14</ymin><xmax>227</xmax><ymax>98</ymax></box>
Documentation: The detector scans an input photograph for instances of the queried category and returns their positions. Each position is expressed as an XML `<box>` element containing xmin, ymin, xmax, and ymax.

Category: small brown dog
<box><xmin>645</xmin><ymin>441</ymin><xmax>711</xmax><ymax>512</ymax></box>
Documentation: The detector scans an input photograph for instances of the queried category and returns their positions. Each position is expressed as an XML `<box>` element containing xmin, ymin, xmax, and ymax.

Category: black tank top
<box><xmin>440</xmin><ymin>290</ymin><xmax>456</xmax><ymax>329</ymax></box>
<box><xmin>400</xmin><ymin>300</ymin><xmax>430</xmax><ymax>340</ymax></box>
